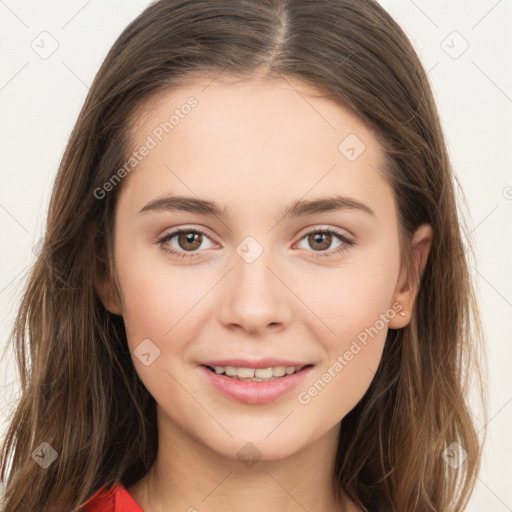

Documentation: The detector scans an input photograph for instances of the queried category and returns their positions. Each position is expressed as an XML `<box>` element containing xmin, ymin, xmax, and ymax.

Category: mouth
<box><xmin>202</xmin><ymin>364</ymin><xmax>311</xmax><ymax>382</ymax></box>
<box><xmin>198</xmin><ymin>363</ymin><xmax>315</xmax><ymax>405</ymax></box>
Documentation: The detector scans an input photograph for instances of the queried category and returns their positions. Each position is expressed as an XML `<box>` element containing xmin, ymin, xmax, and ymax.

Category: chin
<box><xmin>197</xmin><ymin>426</ymin><xmax>314</xmax><ymax>464</ymax></box>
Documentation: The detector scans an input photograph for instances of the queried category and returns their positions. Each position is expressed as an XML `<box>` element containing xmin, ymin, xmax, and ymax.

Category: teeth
<box><xmin>209</xmin><ymin>365</ymin><xmax>304</xmax><ymax>381</ymax></box>
<box><xmin>238</xmin><ymin>367</ymin><xmax>255</xmax><ymax>378</ymax></box>
<box><xmin>272</xmin><ymin>367</ymin><xmax>286</xmax><ymax>377</ymax></box>
<box><xmin>255</xmin><ymin>368</ymin><xmax>273</xmax><ymax>379</ymax></box>
<box><xmin>225</xmin><ymin>366</ymin><xmax>238</xmax><ymax>377</ymax></box>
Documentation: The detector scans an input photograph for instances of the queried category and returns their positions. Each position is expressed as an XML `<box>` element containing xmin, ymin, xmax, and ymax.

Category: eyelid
<box><xmin>156</xmin><ymin>225</ymin><xmax>215</xmax><ymax>243</ymax></box>
<box><xmin>294</xmin><ymin>224</ymin><xmax>353</xmax><ymax>240</ymax></box>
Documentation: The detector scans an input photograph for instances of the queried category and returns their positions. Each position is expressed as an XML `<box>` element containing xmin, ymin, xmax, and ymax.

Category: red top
<box><xmin>82</xmin><ymin>482</ymin><xmax>143</xmax><ymax>511</ymax></box>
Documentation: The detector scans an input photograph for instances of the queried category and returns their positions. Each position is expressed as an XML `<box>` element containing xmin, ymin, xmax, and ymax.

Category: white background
<box><xmin>0</xmin><ymin>1</ymin><xmax>511</xmax><ymax>509</ymax></box>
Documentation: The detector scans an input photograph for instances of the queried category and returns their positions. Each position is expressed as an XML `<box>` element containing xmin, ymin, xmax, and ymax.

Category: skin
<box><xmin>98</xmin><ymin>75</ymin><xmax>432</xmax><ymax>512</ymax></box>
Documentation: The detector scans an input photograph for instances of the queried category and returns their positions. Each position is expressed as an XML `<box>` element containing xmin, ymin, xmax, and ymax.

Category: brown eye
<box><xmin>307</xmin><ymin>232</ymin><xmax>333</xmax><ymax>251</ymax></box>
<box><xmin>177</xmin><ymin>231</ymin><xmax>203</xmax><ymax>251</ymax></box>
<box><xmin>297</xmin><ymin>229</ymin><xmax>343</xmax><ymax>252</ymax></box>
<box><xmin>158</xmin><ymin>227</ymin><xmax>215</xmax><ymax>258</ymax></box>
<box><xmin>295</xmin><ymin>227</ymin><xmax>355</xmax><ymax>258</ymax></box>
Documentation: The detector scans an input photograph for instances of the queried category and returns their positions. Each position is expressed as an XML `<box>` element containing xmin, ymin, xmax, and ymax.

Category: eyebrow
<box><xmin>139</xmin><ymin>194</ymin><xmax>375</xmax><ymax>218</ymax></box>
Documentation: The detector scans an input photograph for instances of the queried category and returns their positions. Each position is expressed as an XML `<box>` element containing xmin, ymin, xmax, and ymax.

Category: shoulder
<box><xmin>82</xmin><ymin>482</ymin><xmax>143</xmax><ymax>512</ymax></box>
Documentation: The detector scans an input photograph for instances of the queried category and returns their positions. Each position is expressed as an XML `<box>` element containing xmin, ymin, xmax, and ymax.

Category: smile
<box><xmin>199</xmin><ymin>364</ymin><xmax>314</xmax><ymax>404</ymax></box>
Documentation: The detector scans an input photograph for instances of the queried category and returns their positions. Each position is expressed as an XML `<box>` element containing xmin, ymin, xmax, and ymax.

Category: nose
<box><xmin>218</xmin><ymin>248</ymin><xmax>293</xmax><ymax>335</ymax></box>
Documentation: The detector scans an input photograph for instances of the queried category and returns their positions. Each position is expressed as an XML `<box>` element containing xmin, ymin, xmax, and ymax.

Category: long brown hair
<box><xmin>0</xmin><ymin>1</ymin><xmax>486</xmax><ymax>510</ymax></box>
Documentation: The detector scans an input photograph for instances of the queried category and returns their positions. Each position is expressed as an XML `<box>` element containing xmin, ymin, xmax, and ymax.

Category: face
<box><xmin>106</xmin><ymin>76</ymin><xmax>409</xmax><ymax>462</ymax></box>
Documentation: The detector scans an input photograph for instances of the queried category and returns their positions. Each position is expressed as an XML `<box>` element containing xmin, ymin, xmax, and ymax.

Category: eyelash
<box><xmin>157</xmin><ymin>226</ymin><xmax>355</xmax><ymax>260</ymax></box>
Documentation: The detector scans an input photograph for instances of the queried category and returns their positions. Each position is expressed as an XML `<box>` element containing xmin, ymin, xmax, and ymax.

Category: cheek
<box><xmin>115</xmin><ymin>233</ymin><xmax>212</xmax><ymax>339</ymax></box>
<box><xmin>293</xmin><ymin>242</ymin><xmax>399</xmax><ymax>415</ymax></box>
<box><xmin>119</xmin><ymin>269</ymin><xmax>176</xmax><ymax>342</ymax></box>
<box><xmin>295</xmin><ymin>237</ymin><xmax>400</xmax><ymax>345</ymax></box>
<box><xmin>296</xmin><ymin>284</ymin><xmax>392</xmax><ymax>425</ymax></box>
<box><xmin>114</xmin><ymin>259</ymin><xmax>208</xmax><ymax>410</ymax></box>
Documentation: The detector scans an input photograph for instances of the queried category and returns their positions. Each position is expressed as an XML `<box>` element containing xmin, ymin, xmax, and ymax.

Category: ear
<box><xmin>388</xmin><ymin>223</ymin><xmax>433</xmax><ymax>329</ymax></box>
<box><xmin>95</xmin><ymin>273</ymin><xmax>124</xmax><ymax>315</ymax></box>
<box><xmin>94</xmin><ymin>258</ymin><xmax>124</xmax><ymax>316</ymax></box>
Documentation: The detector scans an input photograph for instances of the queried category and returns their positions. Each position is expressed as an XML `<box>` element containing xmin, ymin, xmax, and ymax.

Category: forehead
<box><xmin>130</xmin><ymin>74</ymin><xmax>378</xmax><ymax>156</ymax></box>
<box><xmin>119</xmin><ymin>75</ymin><xmax>393</xmax><ymax>223</ymax></box>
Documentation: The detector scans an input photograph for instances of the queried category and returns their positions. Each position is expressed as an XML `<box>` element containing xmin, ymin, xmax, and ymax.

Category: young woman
<box><xmin>0</xmin><ymin>1</ymin><xmax>486</xmax><ymax>511</ymax></box>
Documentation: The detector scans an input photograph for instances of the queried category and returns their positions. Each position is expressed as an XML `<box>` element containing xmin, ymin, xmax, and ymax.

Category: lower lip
<box><xmin>199</xmin><ymin>365</ymin><xmax>313</xmax><ymax>405</ymax></box>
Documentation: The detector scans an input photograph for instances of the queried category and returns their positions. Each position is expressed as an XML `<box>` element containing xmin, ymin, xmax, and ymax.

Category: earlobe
<box><xmin>388</xmin><ymin>223</ymin><xmax>433</xmax><ymax>329</ymax></box>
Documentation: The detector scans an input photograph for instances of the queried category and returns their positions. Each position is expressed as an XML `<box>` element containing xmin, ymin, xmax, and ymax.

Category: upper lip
<box><xmin>200</xmin><ymin>358</ymin><xmax>313</xmax><ymax>369</ymax></box>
